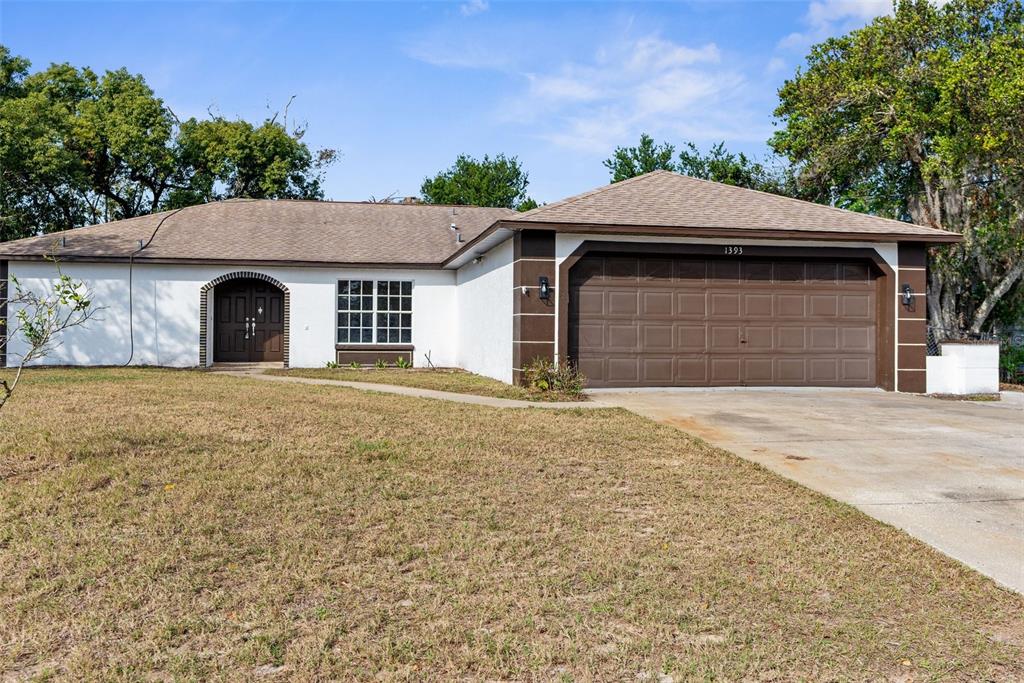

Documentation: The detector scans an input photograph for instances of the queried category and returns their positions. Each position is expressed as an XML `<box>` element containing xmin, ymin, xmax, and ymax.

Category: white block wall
<box><xmin>5</xmin><ymin>261</ymin><xmax>458</xmax><ymax>369</ymax></box>
<box><xmin>454</xmin><ymin>239</ymin><xmax>514</xmax><ymax>383</ymax></box>
<box><xmin>926</xmin><ymin>343</ymin><xmax>1000</xmax><ymax>394</ymax></box>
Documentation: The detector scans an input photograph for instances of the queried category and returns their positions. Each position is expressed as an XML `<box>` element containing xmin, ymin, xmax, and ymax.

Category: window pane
<box><xmin>401</xmin><ymin>297</ymin><xmax>411</xmax><ymax>311</ymax></box>
<box><xmin>378</xmin><ymin>295</ymin><xmax>388</xmax><ymax>310</ymax></box>
<box><xmin>361</xmin><ymin>329</ymin><xmax>372</xmax><ymax>343</ymax></box>
<box><xmin>401</xmin><ymin>281</ymin><xmax>412</xmax><ymax>296</ymax></box>
<box><xmin>377</xmin><ymin>313</ymin><xmax>386</xmax><ymax>328</ymax></box>
<box><xmin>401</xmin><ymin>314</ymin><xmax>411</xmax><ymax>328</ymax></box>
<box><xmin>400</xmin><ymin>329</ymin><xmax>411</xmax><ymax>344</ymax></box>
<box><xmin>338</xmin><ymin>329</ymin><xmax>348</xmax><ymax>343</ymax></box>
<box><xmin>338</xmin><ymin>281</ymin><xmax>350</xmax><ymax>295</ymax></box>
<box><xmin>361</xmin><ymin>313</ymin><xmax>371</xmax><ymax>327</ymax></box>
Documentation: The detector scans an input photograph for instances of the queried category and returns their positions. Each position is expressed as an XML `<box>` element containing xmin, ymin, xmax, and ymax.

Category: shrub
<box><xmin>395</xmin><ymin>356</ymin><xmax>412</xmax><ymax>369</ymax></box>
<box><xmin>349</xmin><ymin>361</ymin><xmax>361</xmax><ymax>369</ymax></box>
<box><xmin>325</xmin><ymin>360</ymin><xmax>339</xmax><ymax>369</ymax></box>
<box><xmin>375</xmin><ymin>358</ymin><xmax>387</xmax><ymax>369</ymax></box>
<box><xmin>1000</xmin><ymin>342</ymin><xmax>1024</xmax><ymax>383</ymax></box>
<box><xmin>522</xmin><ymin>358</ymin><xmax>586</xmax><ymax>397</ymax></box>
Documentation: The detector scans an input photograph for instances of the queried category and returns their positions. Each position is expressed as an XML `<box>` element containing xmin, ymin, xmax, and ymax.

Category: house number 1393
<box><xmin>724</xmin><ymin>246</ymin><xmax>743</xmax><ymax>255</ymax></box>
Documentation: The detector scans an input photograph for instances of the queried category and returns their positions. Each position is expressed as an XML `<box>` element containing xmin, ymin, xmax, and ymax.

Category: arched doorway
<box><xmin>199</xmin><ymin>272</ymin><xmax>290</xmax><ymax>366</ymax></box>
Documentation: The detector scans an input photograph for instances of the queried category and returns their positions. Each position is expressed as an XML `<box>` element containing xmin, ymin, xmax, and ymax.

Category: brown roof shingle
<box><xmin>0</xmin><ymin>199</ymin><xmax>516</xmax><ymax>265</ymax></box>
<box><xmin>509</xmin><ymin>170</ymin><xmax>958</xmax><ymax>239</ymax></box>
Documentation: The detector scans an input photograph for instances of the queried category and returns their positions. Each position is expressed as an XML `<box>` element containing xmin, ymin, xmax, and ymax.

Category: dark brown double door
<box><xmin>214</xmin><ymin>279</ymin><xmax>284</xmax><ymax>363</ymax></box>
<box><xmin>569</xmin><ymin>254</ymin><xmax>880</xmax><ymax>388</ymax></box>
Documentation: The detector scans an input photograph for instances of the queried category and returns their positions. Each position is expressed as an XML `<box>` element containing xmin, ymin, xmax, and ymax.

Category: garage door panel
<box><xmin>643</xmin><ymin>324</ymin><xmax>674</xmax><ymax>350</ymax></box>
<box><xmin>675</xmin><ymin>357</ymin><xmax>708</xmax><ymax>383</ymax></box>
<box><xmin>742</xmin><ymin>261</ymin><xmax>773</xmax><ymax>282</ymax></box>
<box><xmin>710</xmin><ymin>325</ymin><xmax>741</xmax><ymax>350</ymax></box>
<box><xmin>676</xmin><ymin>325</ymin><xmax>707</xmax><ymax>351</ymax></box>
<box><xmin>809</xmin><ymin>295</ymin><xmax>839</xmax><ymax>317</ymax></box>
<box><xmin>607</xmin><ymin>324</ymin><xmax>639</xmax><ymax>350</ymax></box>
<box><xmin>570</xmin><ymin>254</ymin><xmax>878</xmax><ymax>388</ymax></box>
<box><xmin>607</xmin><ymin>358</ymin><xmax>640</xmax><ymax>383</ymax></box>
<box><xmin>744</xmin><ymin>326</ymin><xmax>774</xmax><ymax>351</ymax></box>
<box><xmin>607</xmin><ymin>291</ymin><xmax>638</xmax><ymax>316</ymax></box>
<box><xmin>711</xmin><ymin>260</ymin><xmax>741</xmax><ymax>282</ymax></box>
<box><xmin>841</xmin><ymin>294</ymin><xmax>872</xmax><ymax>318</ymax></box>
<box><xmin>710</xmin><ymin>357</ymin><xmax>741</xmax><ymax>383</ymax></box>
<box><xmin>710</xmin><ymin>292</ymin><xmax>741</xmax><ymax>317</ymax></box>
<box><xmin>641</xmin><ymin>291</ymin><xmax>673</xmax><ymax>316</ymax></box>
<box><xmin>743</xmin><ymin>293</ymin><xmax>774</xmax><ymax>317</ymax></box>
<box><xmin>641</xmin><ymin>259</ymin><xmax>673</xmax><ymax>280</ymax></box>
<box><xmin>809</xmin><ymin>327</ymin><xmax>838</xmax><ymax>350</ymax></box>
<box><xmin>776</xmin><ymin>294</ymin><xmax>805</xmax><ymax>317</ymax></box>
<box><xmin>677</xmin><ymin>292</ymin><xmax>706</xmax><ymax>316</ymax></box>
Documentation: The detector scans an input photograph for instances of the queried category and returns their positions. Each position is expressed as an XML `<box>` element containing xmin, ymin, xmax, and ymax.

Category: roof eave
<box><xmin>493</xmin><ymin>220</ymin><xmax>964</xmax><ymax>244</ymax></box>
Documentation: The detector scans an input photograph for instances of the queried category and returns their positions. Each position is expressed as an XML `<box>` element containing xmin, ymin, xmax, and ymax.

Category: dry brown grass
<box><xmin>1</xmin><ymin>368</ymin><xmax>1021</xmax><ymax>681</ymax></box>
<box><xmin>266</xmin><ymin>367</ymin><xmax>585</xmax><ymax>402</ymax></box>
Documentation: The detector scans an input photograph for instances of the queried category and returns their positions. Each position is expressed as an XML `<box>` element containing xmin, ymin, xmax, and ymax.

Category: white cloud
<box><xmin>779</xmin><ymin>0</ymin><xmax>892</xmax><ymax>50</ymax></box>
<box><xmin>459</xmin><ymin>0</ymin><xmax>489</xmax><ymax>17</ymax></box>
<box><xmin>497</xmin><ymin>35</ymin><xmax>760</xmax><ymax>152</ymax></box>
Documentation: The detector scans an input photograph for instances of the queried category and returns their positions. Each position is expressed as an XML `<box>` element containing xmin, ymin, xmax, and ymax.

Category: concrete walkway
<box><xmin>591</xmin><ymin>387</ymin><xmax>1024</xmax><ymax>594</ymax></box>
<box><xmin>217</xmin><ymin>368</ymin><xmax>597</xmax><ymax>410</ymax></box>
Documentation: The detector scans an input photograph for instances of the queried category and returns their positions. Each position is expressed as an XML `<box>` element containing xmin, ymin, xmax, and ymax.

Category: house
<box><xmin>0</xmin><ymin>171</ymin><xmax>959</xmax><ymax>391</ymax></box>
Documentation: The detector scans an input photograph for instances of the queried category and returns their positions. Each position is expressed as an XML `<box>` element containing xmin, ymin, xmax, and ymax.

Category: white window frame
<box><xmin>336</xmin><ymin>279</ymin><xmax>413</xmax><ymax>345</ymax></box>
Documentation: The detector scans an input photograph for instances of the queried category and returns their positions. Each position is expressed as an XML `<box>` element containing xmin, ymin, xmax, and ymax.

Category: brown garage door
<box><xmin>569</xmin><ymin>254</ymin><xmax>879</xmax><ymax>388</ymax></box>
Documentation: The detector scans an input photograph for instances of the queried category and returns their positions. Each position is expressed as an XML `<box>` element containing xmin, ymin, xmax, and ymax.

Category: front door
<box><xmin>213</xmin><ymin>279</ymin><xmax>284</xmax><ymax>362</ymax></box>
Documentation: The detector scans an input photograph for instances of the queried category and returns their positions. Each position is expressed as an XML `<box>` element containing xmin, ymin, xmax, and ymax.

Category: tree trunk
<box><xmin>968</xmin><ymin>259</ymin><xmax>1024</xmax><ymax>335</ymax></box>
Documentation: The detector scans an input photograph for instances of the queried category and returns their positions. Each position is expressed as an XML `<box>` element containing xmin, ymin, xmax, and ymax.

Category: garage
<box><xmin>568</xmin><ymin>252</ymin><xmax>882</xmax><ymax>388</ymax></box>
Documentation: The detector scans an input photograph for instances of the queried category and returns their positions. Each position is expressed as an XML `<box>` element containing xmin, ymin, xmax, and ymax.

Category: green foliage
<box><xmin>603</xmin><ymin>134</ymin><xmax>795</xmax><ymax>195</ymax></box>
<box><xmin>0</xmin><ymin>46</ymin><xmax>338</xmax><ymax>240</ymax></box>
<box><xmin>1000</xmin><ymin>342</ymin><xmax>1024</xmax><ymax>382</ymax></box>
<box><xmin>349</xmin><ymin>361</ymin><xmax>361</xmax><ymax>369</ymax></box>
<box><xmin>521</xmin><ymin>358</ymin><xmax>586</xmax><ymax>397</ymax></box>
<box><xmin>770</xmin><ymin>0</ymin><xmax>1024</xmax><ymax>334</ymax></box>
<box><xmin>325</xmin><ymin>360</ymin><xmax>339</xmax><ymax>369</ymax></box>
<box><xmin>603</xmin><ymin>134</ymin><xmax>677</xmax><ymax>182</ymax></box>
<box><xmin>1</xmin><ymin>261</ymin><xmax>97</xmax><ymax>411</ymax></box>
<box><xmin>421</xmin><ymin>153</ymin><xmax>535</xmax><ymax>210</ymax></box>
<box><xmin>375</xmin><ymin>358</ymin><xmax>387</xmax><ymax>369</ymax></box>
<box><xmin>395</xmin><ymin>356</ymin><xmax>412</xmax><ymax>369</ymax></box>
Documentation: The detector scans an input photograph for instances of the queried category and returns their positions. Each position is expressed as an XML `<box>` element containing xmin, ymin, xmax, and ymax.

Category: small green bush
<box><xmin>349</xmin><ymin>361</ymin><xmax>361</xmax><ymax>369</ymax></box>
<box><xmin>522</xmin><ymin>358</ymin><xmax>586</xmax><ymax>397</ymax></box>
<box><xmin>395</xmin><ymin>356</ymin><xmax>412</xmax><ymax>369</ymax></box>
<box><xmin>1000</xmin><ymin>343</ymin><xmax>1024</xmax><ymax>382</ymax></box>
<box><xmin>325</xmin><ymin>360</ymin><xmax>339</xmax><ymax>369</ymax></box>
<box><xmin>375</xmin><ymin>358</ymin><xmax>387</xmax><ymax>369</ymax></box>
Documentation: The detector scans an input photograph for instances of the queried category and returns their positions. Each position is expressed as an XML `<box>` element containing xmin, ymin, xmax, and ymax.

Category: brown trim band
<box><xmin>556</xmin><ymin>241</ymin><xmax>896</xmax><ymax>391</ymax></box>
<box><xmin>199</xmin><ymin>271</ymin><xmax>290</xmax><ymax>368</ymax></box>
<box><xmin>496</xmin><ymin>220</ymin><xmax>962</xmax><ymax>244</ymax></box>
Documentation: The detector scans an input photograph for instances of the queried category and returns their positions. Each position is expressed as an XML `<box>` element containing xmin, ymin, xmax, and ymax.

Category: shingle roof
<box><xmin>509</xmin><ymin>170</ymin><xmax>957</xmax><ymax>239</ymax></box>
<box><xmin>0</xmin><ymin>199</ymin><xmax>516</xmax><ymax>265</ymax></box>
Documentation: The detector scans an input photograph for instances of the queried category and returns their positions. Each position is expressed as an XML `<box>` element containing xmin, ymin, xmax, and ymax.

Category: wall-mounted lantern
<box><xmin>901</xmin><ymin>284</ymin><xmax>914</xmax><ymax>307</ymax></box>
<box><xmin>538</xmin><ymin>276</ymin><xmax>550</xmax><ymax>300</ymax></box>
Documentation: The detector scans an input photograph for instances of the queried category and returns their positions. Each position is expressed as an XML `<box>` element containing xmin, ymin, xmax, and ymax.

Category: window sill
<box><xmin>335</xmin><ymin>344</ymin><xmax>414</xmax><ymax>351</ymax></box>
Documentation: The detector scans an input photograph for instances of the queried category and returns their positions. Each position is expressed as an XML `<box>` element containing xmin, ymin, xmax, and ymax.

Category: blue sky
<box><xmin>0</xmin><ymin>0</ymin><xmax>891</xmax><ymax>204</ymax></box>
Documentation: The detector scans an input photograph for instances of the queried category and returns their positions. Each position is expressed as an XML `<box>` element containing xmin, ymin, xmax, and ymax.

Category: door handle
<box><xmin>250</xmin><ymin>321</ymin><xmax>256</xmax><ymax>336</ymax></box>
<box><xmin>244</xmin><ymin>317</ymin><xmax>250</xmax><ymax>339</ymax></box>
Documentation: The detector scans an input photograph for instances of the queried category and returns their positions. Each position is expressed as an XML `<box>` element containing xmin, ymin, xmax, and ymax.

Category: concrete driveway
<box><xmin>591</xmin><ymin>388</ymin><xmax>1024</xmax><ymax>593</ymax></box>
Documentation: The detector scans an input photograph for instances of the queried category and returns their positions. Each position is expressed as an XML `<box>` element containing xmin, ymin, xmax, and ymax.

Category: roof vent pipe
<box><xmin>456</xmin><ymin>233</ymin><xmax>464</xmax><ymax>243</ymax></box>
<box><xmin>61</xmin><ymin>236</ymin><xmax>67</xmax><ymax>247</ymax></box>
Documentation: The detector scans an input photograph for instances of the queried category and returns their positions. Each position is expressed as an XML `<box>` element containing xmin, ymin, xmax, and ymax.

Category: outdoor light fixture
<box><xmin>538</xmin><ymin>276</ymin><xmax>550</xmax><ymax>300</ymax></box>
<box><xmin>901</xmin><ymin>283</ymin><xmax>914</xmax><ymax>307</ymax></box>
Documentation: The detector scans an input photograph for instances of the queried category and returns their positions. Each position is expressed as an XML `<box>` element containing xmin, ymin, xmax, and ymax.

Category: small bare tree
<box><xmin>1</xmin><ymin>261</ymin><xmax>96</xmax><ymax>413</ymax></box>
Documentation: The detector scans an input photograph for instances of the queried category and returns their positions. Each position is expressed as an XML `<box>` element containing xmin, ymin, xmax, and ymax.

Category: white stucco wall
<box><xmin>926</xmin><ymin>343</ymin><xmax>1000</xmax><ymax>394</ymax></box>
<box><xmin>454</xmin><ymin>238</ymin><xmax>514</xmax><ymax>383</ymax></box>
<box><xmin>5</xmin><ymin>260</ymin><xmax>457</xmax><ymax>369</ymax></box>
<box><xmin>553</xmin><ymin>233</ymin><xmax>901</xmax><ymax>371</ymax></box>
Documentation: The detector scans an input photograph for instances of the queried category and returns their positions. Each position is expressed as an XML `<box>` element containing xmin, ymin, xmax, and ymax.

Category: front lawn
<box><xmin>265</xmin><ymin>366</ymin><xmax>585</xmax><ymax>402</ymax></box>
<box><xmin>1</xmin><ymin>368</ymin><xmax>1021</xmax><ymax>680</ymax></box>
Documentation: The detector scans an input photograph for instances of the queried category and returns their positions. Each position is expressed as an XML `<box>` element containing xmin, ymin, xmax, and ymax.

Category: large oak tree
<box><xmin>0</xmin><ymin>47</ymin><xmax>338</xmax><ymax>241</ymax></box>
<box><xmin>771</xmin><ymin>0</ymin><xmax>1024</xmax><ymax>334</ymax></box>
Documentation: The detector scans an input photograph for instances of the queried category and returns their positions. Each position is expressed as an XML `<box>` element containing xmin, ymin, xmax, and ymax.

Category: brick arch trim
<box><xmin>199</xmin><ymin>271</ymin><xmax>290</xmax><ymax>367</ymax></box>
